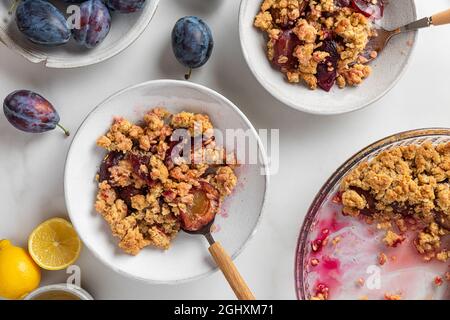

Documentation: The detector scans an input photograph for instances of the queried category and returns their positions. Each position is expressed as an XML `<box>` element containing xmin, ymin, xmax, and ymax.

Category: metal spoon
<box><xmin>363</xmin><ymin>8</ymin><xmax>450</xmax><ymax>62</ymax></box>
<box><xmin>182</xmin><ymin>207</ymin><xmax>255</xmax><ymax>300</ymax></box>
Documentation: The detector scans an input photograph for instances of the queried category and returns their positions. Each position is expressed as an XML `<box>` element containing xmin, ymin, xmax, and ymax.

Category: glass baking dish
<box><xmin>295</xmin><ymin>128</ymin><xmax>450</xmax><ymax>300</ymax></box>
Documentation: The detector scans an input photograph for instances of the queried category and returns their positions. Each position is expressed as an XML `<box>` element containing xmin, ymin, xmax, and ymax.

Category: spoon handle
<box><xmin>208</xmin><ymin>242</ymin><xmax>255</xmax><ymax>300</ymax></box>
<box><xmin>399</xmin><ymin>8</ymin><xmax>450</xmax><ymax>33</ymax></box>
<box><xmin>432</xmin><ymin>8</ymin><xmax>450</xmax><ymax>26</ymax></box>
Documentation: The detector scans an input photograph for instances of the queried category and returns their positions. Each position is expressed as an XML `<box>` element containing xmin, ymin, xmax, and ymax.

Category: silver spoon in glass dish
<box><xmin>180</xmin><ymin>182</ymin><xmax>255</xmax><ymax>300</ymax></box>
<box><xmin>362</xmin><ymin>8</ymin><xmax>450</xmax><ymax>62</ymax></box>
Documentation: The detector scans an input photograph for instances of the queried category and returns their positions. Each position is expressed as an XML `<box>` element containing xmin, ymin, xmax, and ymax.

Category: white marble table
<box><xmin>0</xmin><ymin>0</ymin><xmax>449</xmax><ymax>300</ymax></box>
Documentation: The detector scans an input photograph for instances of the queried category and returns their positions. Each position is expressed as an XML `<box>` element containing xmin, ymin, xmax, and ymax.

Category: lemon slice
<box><xmin>28</xmin><ymin>218</ymin><xmax>81</xmax><ymax>270</ymax></box>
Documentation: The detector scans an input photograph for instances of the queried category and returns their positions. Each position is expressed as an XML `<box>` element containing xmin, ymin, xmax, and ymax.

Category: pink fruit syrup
<box><xmin>300</xmin><ymin>189</ymin><xmax>449</xmax><ymax>300</ymax></box>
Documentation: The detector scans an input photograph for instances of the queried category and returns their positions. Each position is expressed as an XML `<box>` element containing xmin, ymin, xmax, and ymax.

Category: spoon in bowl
<box><xmin>180</xmin><ymin>182</ymin><xmax>255</xmax><ymax>300</ymax></box>
<box><xmin>362</xmin><ymin>8</ymin><xmax>450</xmax><ymax>62</ymax></box>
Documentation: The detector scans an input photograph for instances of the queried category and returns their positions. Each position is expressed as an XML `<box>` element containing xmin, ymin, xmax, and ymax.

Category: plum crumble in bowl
<box><xmin>94</xmin><ymin>108</ymin><xmax>239</xmax><ymax>255</ymax></box>
<box><xmin>296</xmin><ymin>129</ymin><xmax>450</xmax><ymax>300</ymax></box>
<box><xmin>239</xmin><ymin>0</ymin><xmax>417</xmax><ymax>114</ymax></box>
<box><xmin>254</xmin><ymin>0</ymin><xmax>383</xmax><ymax>91</ymax></box>
<box><xmin>64</xmin><ymin>80</ymin><xmax>269</xmax><ymax>283</ymax></box>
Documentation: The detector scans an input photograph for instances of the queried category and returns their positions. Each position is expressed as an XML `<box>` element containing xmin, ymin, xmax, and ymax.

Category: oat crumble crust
<box><xmin>95</xmin><ymin>108</ymin><xmax>238</xmax><ymax>255</ymax></box>
<box><xmin>340</xmin><ymin>142</ymin><xmax>450</xmax><ymax>261</ymax></box>
<box><xmin>384</xmin><ymin>292</ymin><xmax>402</xmax><ymax>300</ymax></box>
<box><xmin>254</xmin><ymin>0</ymin><xmax>377</xmax><ymax>90</ymax></box>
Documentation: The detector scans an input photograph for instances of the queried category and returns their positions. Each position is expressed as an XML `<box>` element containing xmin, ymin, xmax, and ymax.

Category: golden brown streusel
<box><xmin>95</xmin><ymin>108</ymin><xmax>238</xmax><ymax>255</ymax></box>
<box><xmin>356</xmin><ymin>277</ymin><xmax>365</xmax><ymax>287</ymax></box>
<box><xmin>384</xmin><ymin>292</ymin><xmax>402</xmax><ymax>300</ymax></box>
<box><xmin>378</xmin><ymin>252</ymin><xmax>387</xmax><ymax>266</ymax></box>
<box><xmin>383</xmin><ymin>230</ymin><xmax>405</xmax><ymax>248</ymax></box>
<box><xmin>340</xmin><ymin>142</ymin><xmax>450</xmax><ymax>261</ymax></box>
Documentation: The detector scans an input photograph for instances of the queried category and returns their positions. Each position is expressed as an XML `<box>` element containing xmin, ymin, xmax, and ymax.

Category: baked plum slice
<box><xmin>99</xmin><ymin>151</ymin><xmax>124</xmax><ymax>182</ymax></box>
<box><xmin>351</xmin><ymin>0</ymin><xmax>384</xmax><ymax>19</ymax></box>
<box><xmin>117</xmin><ymin>186</ymin><xmax>144</xmax><ymax>207</ymax></box>
<box><xmin>316</xmin><ymin>40</ymin><xmax>339</xmax><ymax>92</ymax></box>
<box><xmin>180</xmin><ymin>181</ymin><xmax>220</xmax><ymax>232</ymax></box>
<box><xmin>270</xmin><ymin>0</ymin><xmax>308</xmax><ymax>29</ymax></box>
<box><xmin>127</xmin><ymin>153</ymin><xmax>155</xmax><ymax>186</ymax></box>
<box><xmin>335</xmin><ymin>0</ymin><xmax>351</xmax><ymax>7</ymax></box>
<box><xmin>391</xmin><ymin>202</ymin><xmax>416</xmax><ymax>217</ymax></box>
<box><xmin>350</xmin><ymin>187</ymin><xmax>377</xmax><ymax>216</ymax></box>
<box><xmin>434</xmin><ymin>211</ymin><xmax>450</xmax><ymax>231</ymax></box>
<box><xmin>164</xmin><ymin>138</ymin><xmax>184</xmax><ymax>169</ymax></box>
<box><xmin>270</xmin><ymin>30</ymin><xmax>301</xmax><ymax>71</ymax></box>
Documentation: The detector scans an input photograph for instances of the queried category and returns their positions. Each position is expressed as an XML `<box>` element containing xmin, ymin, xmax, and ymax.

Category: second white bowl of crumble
<box><xmin>64</xmin><ymin>80</ymin><xmax>269</xmax><ymax>284</ymax></box>
<box><xmin>239</xmin><ymin>0</ymin><xmax>417</xmax><ymax>114</ymax></box>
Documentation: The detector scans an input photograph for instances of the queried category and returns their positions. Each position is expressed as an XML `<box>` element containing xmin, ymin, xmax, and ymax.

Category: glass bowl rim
<box><xmin>294</xmin><ymin>127</ymin><xmax>450</xmax><ymax>300</ymax></box>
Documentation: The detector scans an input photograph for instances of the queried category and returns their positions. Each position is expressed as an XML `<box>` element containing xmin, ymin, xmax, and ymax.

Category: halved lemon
<box><xmin>28</xmin><ymin>218</ymin><xmax>81</xmax><ymax>270</ymax></box>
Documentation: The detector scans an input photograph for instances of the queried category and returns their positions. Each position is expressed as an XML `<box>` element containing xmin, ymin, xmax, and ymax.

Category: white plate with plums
<box><xmin>239</xmin><ymin>0</ymin><xmax>417</xmax><ymax>114</ymax></box>
<box><xmin>64</xmin><ymin>79</ymin><xmax>269</xmax><ymax>283</ymax></box>
<box><xmin>0</xmin><ymin>0</ymin><xmax>159</xmax><ymax>68</ymax></box>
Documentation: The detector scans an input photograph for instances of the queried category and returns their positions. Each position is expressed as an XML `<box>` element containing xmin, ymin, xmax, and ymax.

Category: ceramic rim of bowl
<box><xmin>24</xmin><ymin>283</ymin><xmax>93</xmax><ymax>300</ymax></box>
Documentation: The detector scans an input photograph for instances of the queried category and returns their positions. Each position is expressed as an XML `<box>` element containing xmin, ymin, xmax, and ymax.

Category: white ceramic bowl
<box><xmin>239</xmin><ymin>0</ymin><xmax>417</xmax><ymax>114</ymax></box>
<box><xmin>0</xmin><ymin>0</ymin><xmax>159</xmax><ymax>68</ymax></box>
<box><xmin>64</xmin><ymin>80</ymin><xmax>269</xmax><ymax>284</ymax></box>
<box><xmin>24</xmin><ymin>284</ymin><xmax>94</xmax><ymax>300</ymax></box>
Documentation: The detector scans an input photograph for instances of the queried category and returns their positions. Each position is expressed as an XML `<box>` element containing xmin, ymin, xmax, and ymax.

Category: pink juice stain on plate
<box><xmin>306</xmin><ymin>209</ymin><xmax>348</xmax><ymax>299</ymax></box>
<box><xmin>302</xmin><ymin>192</ymin><xmax>449</xmax><ymax>300</ymax></box>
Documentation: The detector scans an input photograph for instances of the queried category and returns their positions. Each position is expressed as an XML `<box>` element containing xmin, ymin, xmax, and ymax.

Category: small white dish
<box><xmin>239</xmin><ymin>0</ymin><xmax>417</xmax><ymax>115</ymax></box>
<box><xmin>24</xmin><ymin>284</ymin><xmax>93</xmax><ymax>300</ymax></box>
<box><xmin>0</xmin><ymin>0</ymin><xmax>159</xmax><ymax>68</ymax></box>
<box><xmin>64</xmin><ymin>79</ymin><xmax>269</xmax><ymax>284</ymax></box>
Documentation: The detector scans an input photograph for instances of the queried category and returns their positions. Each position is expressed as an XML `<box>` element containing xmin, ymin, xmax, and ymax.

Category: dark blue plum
<box><xmin>72</xmin><ymin>0</ymin><xmax>111</xmax><ymax>48</ymax></box>
<box><xmin>15</xmin><ymin>0</ymin><xmax>71</xmax><ymax>46</ymax></box>
<box><xmin>3</xmin><ymin>90</ymin><xmax>69</xmax><ymax>136</ymax></box>
<box><xmin>105</xmin><ymin>0</ymin><xmax>146</xmax><ymax>13</ymax></box>
<box><xmin>171</xmin><ymin>16</ymin><xmax>214</xmax><ymax>79</ymax></box>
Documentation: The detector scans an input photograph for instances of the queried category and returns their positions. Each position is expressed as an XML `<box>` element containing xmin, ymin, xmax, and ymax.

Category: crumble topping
<box><xmin>384</xmin><ymin>292</ymin><xmax>402</xmax><ymax>300</ymax></box>
<box><xmin>356</xmin><ymin>278</ymin><xmax>365</xmax><ymax>287</ymax></box>
<box><xmin>94</xmin><ymin>108</ymin><xmax>238</xmax><ymax>255</ymax></box>
<box><xmin>340</xmin><ymin>142</ymin><xmax>450</xmax><ymax>261</ymax></box>
<box><xmin>383</xmin><ymin>230</ymin><xmax>405</xmax><ymax>248</ymax></box>
<box><xmin>378</xmin><ymin>252</ymin><xmax>387</xmax><ymax>266</ymax></box>
<box><xmin>310</xmin><ymin>258</ymin><xmax>320</xmax><ymax>266</ymax></box>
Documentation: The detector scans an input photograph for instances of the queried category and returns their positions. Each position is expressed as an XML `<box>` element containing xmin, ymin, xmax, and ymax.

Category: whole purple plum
<box><xmin>72</xmin><ymin>0</ymin><xmax>112</xmax><ymax>48</ymax></box>
<box><xmin>3</xmin><ymin>90</ymin><xmax>69</xmax><ymax>136</ymax></box>
<box><xmin>171</xmin><ymin>16</ymin><xmax>214</xmax><ymax>79</ymax></box>
<box><xmin>15</xmin><ymin>0</ymin><xmax>71</xmax><ymax>46</ymax></box>
<box><xmin>105</xmin><ymin>0</ymin><xmax>146</xmax><ymax>13</ymax></box>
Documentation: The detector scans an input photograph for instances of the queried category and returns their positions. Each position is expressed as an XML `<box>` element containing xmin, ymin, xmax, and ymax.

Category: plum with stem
<box><xmin>3</xmin><ymin>90</ymin><xmax>70</xmax><ymax>136</ymax></box>
<box><xmin>171</xmin><ymin>16</ymin><xmax>214</xmax><ymax>80</ymax></box>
